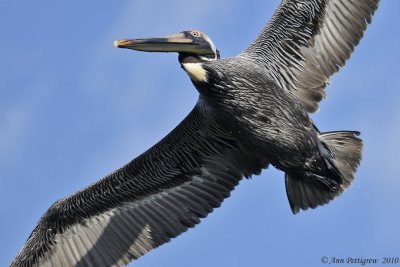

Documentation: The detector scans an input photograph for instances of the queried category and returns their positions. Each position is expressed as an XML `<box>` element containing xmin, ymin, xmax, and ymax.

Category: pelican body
<box><xmin>12</xmin><ymin>0</ymin><xmax>379</xmax><ymax>266</ymax></box>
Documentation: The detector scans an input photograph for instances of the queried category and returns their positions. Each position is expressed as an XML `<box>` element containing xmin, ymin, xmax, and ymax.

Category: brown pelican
<box><xmin>11</xmin><ymin>0</ymin><xmax>379</xmax><ymax>266</ymax></box>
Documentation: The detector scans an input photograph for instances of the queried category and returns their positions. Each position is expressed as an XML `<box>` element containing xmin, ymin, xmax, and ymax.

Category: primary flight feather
<box><xmin>11</xmin><ymin>0</ymin><xmax>379</xmax><ymax>266</ymax></box>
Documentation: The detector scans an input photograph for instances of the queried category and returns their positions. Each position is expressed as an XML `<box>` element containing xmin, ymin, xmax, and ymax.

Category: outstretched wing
<box><xmin>242</xmin><ymin>0</ymin><xmax>379</xmax><ymax>112</ymax></box>
<box><xmin>11</xmin><ymin>102</ymin><xmax>265</xmax><ymax>267</ymax></box>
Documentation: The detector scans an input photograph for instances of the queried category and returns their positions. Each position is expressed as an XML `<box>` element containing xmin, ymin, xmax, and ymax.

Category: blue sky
<box><xmin>1</xmin><ymin>1</ymin><xmax>399</xmax><ymax>266</ymax></box>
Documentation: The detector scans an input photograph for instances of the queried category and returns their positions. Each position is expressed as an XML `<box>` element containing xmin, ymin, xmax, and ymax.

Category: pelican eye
<box><xmin>191</xmin><ymin>30</ymin><xmax>201</xmax><ymax>37</ymax></box>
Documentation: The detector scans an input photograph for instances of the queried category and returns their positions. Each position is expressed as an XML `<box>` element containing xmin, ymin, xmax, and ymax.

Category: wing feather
<box><xmin>11</xmin><ymin>102</ymin><xmax>264</xmax><ymax>267</ymax></box>
<box><xmin>242</xmin><ymin>0</ymin><xmax>379</xmax><ymax>112</ymax></box>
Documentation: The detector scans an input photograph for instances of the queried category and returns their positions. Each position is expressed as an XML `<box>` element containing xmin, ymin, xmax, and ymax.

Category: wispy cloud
<box><xmin>0</xmin><ymin>78</ymin><xmax>54</xmax><ymax>165</ymax></box>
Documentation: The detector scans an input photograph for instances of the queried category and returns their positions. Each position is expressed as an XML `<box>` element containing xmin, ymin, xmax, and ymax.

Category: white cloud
<box><xmin>0</xmin><ymin>79</ymin><xmax>53</xmax><ymax>164</ymax></box>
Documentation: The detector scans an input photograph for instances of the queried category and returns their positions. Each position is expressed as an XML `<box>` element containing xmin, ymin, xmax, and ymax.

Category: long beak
<box><xmin>114</xmin><ymin>32</ymin><xmax>209</xmax><ymax>55</ymax></box>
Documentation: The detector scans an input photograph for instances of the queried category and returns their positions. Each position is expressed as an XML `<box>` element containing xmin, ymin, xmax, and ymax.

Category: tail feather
<box><xmin>285</xmin><ymin>131</ymin><xmax>363</xmax><ymax>214</ymax></box>
<box><xmin>319</xmin><ymin>131</ymin><xmax>363</xmax><ymax>188</ymax></box>
<box><xmin>285</xmin><ymin>172</ymin><xmax>340</xmax><ymax>214</ymax></box>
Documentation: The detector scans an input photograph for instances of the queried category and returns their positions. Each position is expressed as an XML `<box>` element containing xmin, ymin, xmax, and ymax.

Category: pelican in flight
<box><xmin>12</xmin><ymin>0</ymin><xmax>379</xmax><ymax>266</ymax></box>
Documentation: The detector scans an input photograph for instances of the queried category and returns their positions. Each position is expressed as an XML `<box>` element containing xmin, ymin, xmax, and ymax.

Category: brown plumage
<box><xmin>11</xmin><ymin>1</ymin><xmax>379</xmax><ymax>266</ymax></box>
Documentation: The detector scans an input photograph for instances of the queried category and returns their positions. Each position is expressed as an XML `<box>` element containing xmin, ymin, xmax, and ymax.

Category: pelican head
<box><xmin>114</xmin><ymin>30</ymin><xmax>220</xmax><ymax>63</ymax></box>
